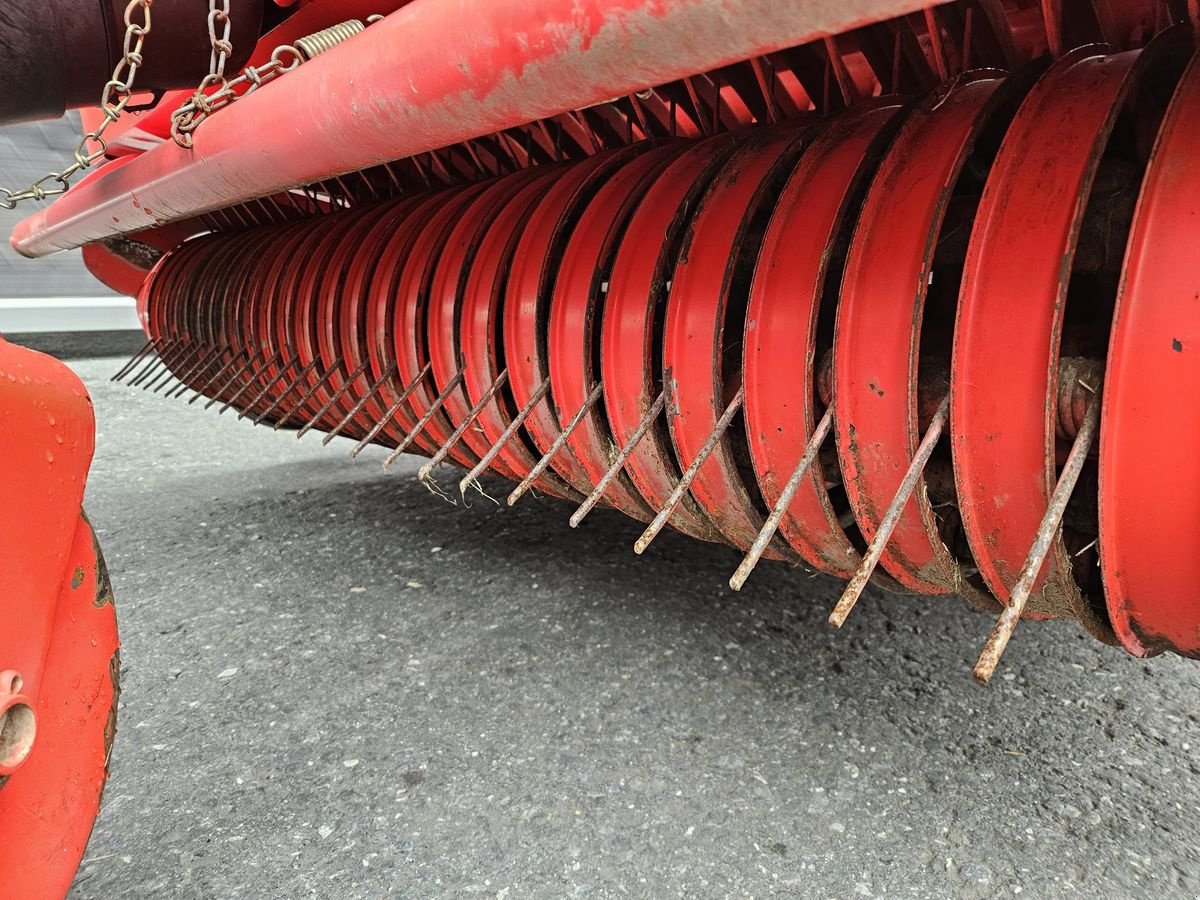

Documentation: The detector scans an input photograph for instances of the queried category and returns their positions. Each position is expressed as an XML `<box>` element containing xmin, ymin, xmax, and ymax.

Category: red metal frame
<box><xmin>11</xmin><ymin>0</ymin><xmax>947</xmax><ymax>258</ymax></box>
<box><xmin>0</xmin><ymin>337</ymin><xmax>118</xmax><ymax>897</ymax></box>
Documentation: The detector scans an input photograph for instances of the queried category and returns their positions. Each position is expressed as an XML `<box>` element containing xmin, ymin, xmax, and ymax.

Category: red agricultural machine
<box><xmin>2</xmin><ymin>0</ymin><xmax>1198</xmax><ymax>893</ymax></box>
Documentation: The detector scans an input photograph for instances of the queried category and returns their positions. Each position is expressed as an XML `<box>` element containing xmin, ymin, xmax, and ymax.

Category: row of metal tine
<box><xmin>114</xmin><ymin>337</ymin><xmax>1100</xmax><ymax>682</ymax></box>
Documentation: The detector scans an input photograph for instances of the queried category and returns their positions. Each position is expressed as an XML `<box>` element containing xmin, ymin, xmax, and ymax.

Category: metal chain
<box><xmin>172</xmin><ymin>16</ymin><xmax>380</xmax><ymax>149</ymax></box>
<box><xmin>170</xmin><ymin>44</ymin><xmax>304</xmax><ymax>148</ymax></box>
<box><xmin>207</xmin><ymin>0</ymin><xmax>234</xmax><ymax>86</ymax></box>
<box><xmin>0</xmin><ymin>0</ymin><xmax>153</xmax><ymax>210</ymax></box>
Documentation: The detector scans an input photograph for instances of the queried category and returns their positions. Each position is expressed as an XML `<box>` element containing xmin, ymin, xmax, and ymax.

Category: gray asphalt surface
<box><xmin>50</xmin><ymin>350</ymin><xmax>1200</xmax><ymax>899</ymax></box>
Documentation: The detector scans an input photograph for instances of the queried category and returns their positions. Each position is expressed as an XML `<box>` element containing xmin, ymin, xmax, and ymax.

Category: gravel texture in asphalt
<box><xmin>51</xmin><ymin>351</ymin><xmax>1200</xmax><ymax>899</ymax></box>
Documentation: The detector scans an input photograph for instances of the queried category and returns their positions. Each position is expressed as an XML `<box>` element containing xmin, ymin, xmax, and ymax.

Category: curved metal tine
<box><xmin>570</xmin><ymin>388</ymin><xmax>667</xmax><ymax>529</ymax></box>
<box><xmin>218</xmin><ymin>350</ymin><xmax>283</xmax><ymax>415</ymax></box>
<box><xmin>829</xmin><ymin>394</ymin><xmax>950</xmax><ymax>627</ymax></box>
<box><xmin>383</xmin><ymin>370</ymin><xmax>465</xmax><ymax>470</ymax></box>
<box><xmin>204</xmin><ymin>347</ymin><xmax>264</xmax><ymax>409</ymax></box>
<box><xmin>973</xmin><ymin>391</ymin><xmax>1101</xmax><ymax>684</ymax></box>
<box><xmin>254</xmin><ymin>357</ymin><xmax>321</xmax><ymax>425</ymax></box>
<box><xmin>128</xmin><ymin>338</ymin><xmax>177</xmax><ymax>387</ymax></box>
<box><xmin>296</xmin><ymin>357</ymin><xmax>372</xmax><ymax>439</ymax></box>
<box><xmin>239</xmin><ymin>353</ymin><xmax>301</xmax><ymax>419</ymax></box>
<box><xmin>123</xmin><ymin>340</ymin><xmax>167</xmax><ymax>387</ymax></box>
<box><xmin>191</xmin><ymin>348</ymin><xmax>250</xmax><ymax>405</ymax></box>
<box><xmin>166</xmin><ymin>346</ymin><xmax>224</xmax><ymax>398</ymax></box>
<box><xmin>348</xmin><ymin>361</ymin><xmax>432</xmax><ymax>459</ymax></box>
<box><xmin>457</xmin><ymin>376</ymin><xmax>551</xmax><ymax>498</ymax></box>
<box><xmin>321</xmin><ymin>362</ymin><xmax>399</xmax><ymax>445</ymax></box>
<box><xmin>729</xmin><ymin>405</ymin><xmax>833</xmax><ymax>591</ymax></box>
<box><xmin>274</xmin><ymin>357</ymin><xmax>344</xmax><ymax>430</ymax></box>
<box><xmin>417</xmin><ymin>369</ymin><xmax>509</xmax><ymax>483</ymax></box>
<box><xmin>634</xmin><ymin>384</ymin><xmax>744</xmax><ymax>554</ymax></box>
<box><xmin>146</xmin><ymin>342</ymin><xmax>202</xmax><ymax>392</ymax></box>
<box><xmin>141</xmin><ymin>338</ymin><xmax>194</xmax><ymax>388</ymax></box>
<box><xmin>112</xmin><ymin>338</ymin><xmax>154</xmax><ymax>382</ymax></box>
<box><xmin>508</xmin><ymin>380</ymin><xmax>603</xmax><ymax>506</ymax></box>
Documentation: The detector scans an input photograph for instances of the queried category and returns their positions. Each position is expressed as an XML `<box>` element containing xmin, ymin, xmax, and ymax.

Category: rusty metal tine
<box><xmin>729</xmin><ymin>405</ymin><xmax>834</xmax><ymax>591</ymax></box>
<box><xmin>146</xmin><ymin>342</ymin><xmax>202</xmax><ymax>392</ymax></box>
<box><xmin>123</xmin><ymin>340</ymin><xmax>167</xmax><ymax>386</ymax></box>
<box><xmin>973</xmin><ymin>392</ymin><xmax>1101</xmax><ymax>684</ymax></box>
<box><xmin>383</xmin><ymin>370</ymin><xmax>465</xmax><ymax>470</ymax></box>
<box><xmin>829</xmin><ymin>394</ymin><xmax>950</xmax><ymax>627</ymax></box>
<box><xmin>191</xmin><ymin>349</ymin><xmax>249</xmax><ymax>405</ymax></box>
<box><xmin>239</xmin><ymin>354</ymin><xmax>301</xmax><ymax>419</ymax></box>
<box><xmin>131</xmin><ymin>341</ymin><xmax>183</xmax><ymax>388</ymax></box>
<box><xmin>457</xmin><ymin>376</ymin><xmax>551</xmax><ymax>497</ymax></box>
<box><xmin>164</xmin><ymin>354</ymin><xmax>209</xmax><ymax>399</ymax></box>
<box><xmin>112</xmin><ymin>338</ymin><xmax>154</xmax><ymax>381</ymax></box>
<box><xmin>508</xmin><ymin>381</ymin><xmax>603</xmax><ymax>506</ymax></box>
<box><xmin>635</xmin><ymin>385</ymin><xmax>744</xmax><ymax>554</ymax></box>
<box><xmin>322</xmin><ymin>362</ymin><xmax>398</xmax><ymax>445</ymax></box>
<box><xmin>297</xmin><ymin>358</ymin><xmax>372</xmax><ymax>439</ymax></box>
<box><xmin>164</xmin><ymin>346</ymin><xmax>220</xmax><ymax>397</ymax></box>
<box><xmin>218</xmin><ymin>350</ymin><xmax>282</xmax><ymax>414</ymax></box>
<box><xmin>255</xmin><ymin>357</ymin><xmax>321</xmax><ymax>425</ymax></box>
<box><xmin>570</xmin><ymin>388</ymin><xmax>666</xmax><ymax>529</ymax></box>
<box><xmin>128</xmin><ymin>339</ymin><xmax>175</xmax><ymax>387</ymax></box>
<box><xmin>171</xmin><ymin>351</ymin><xmax>225</xmax><ymax>398</ymax></box>
<box><xmin>418</xmin><ymin>369</ymin><xmax>509</xmax><ymax>482</ymax></box>
<box><xmin>274</xmin><ymin>357</ymin><xmax>343</xmax><ymax>429</ymax></box>
<box><xmin>348</xmin><ymin>362</ymin><xmax>432</xmax><ymax>459</ymax></box>
<box><xmin>204</xmin><ymin>349</ymin><xmax>264</xmax><ymax>409</ymax></box>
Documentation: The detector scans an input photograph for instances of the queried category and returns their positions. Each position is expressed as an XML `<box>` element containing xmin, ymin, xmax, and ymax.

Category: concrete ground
<box><xmin>41</xmin><ymin>348</ymin><xmax>1200</xmax><ymax>898</ymax></box>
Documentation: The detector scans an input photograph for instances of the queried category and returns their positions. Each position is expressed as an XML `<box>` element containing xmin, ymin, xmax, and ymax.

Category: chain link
<box><xmin>1</xmin><ymin>1</ymin><xmax>379</xmax><ymax>205</ymax></box>
<box><xmin>170</xmin><ymin>45</ymin><xmax>305</xmax><ymax>148</ymax></box>
<box><xmin>0</xmin><ymin>0</ymin><xmax>153</xmax><ymax>210</ymax></box>
<box><xmin>171</xmin><ymin>16</ymin><xmax>378</xmax><ymax>149</ymax></box>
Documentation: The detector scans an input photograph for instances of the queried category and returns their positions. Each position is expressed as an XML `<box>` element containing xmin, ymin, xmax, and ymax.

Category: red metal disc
<box><xmin>834</xmin><ymin>75</ymin><xmax>1005</xmax><ymax>593</ymax></box>
<box><xmin>951</xmin><ymin>47</ymin><xmax>1140</xmax><ymax>626</ymax></box>
<box><xmin>365</xmin><ymin>189</ymin><xmax>462</xmax><ymax>448</ymax></box>
<box><xmin>601</xmin><ymin>136</ymin><xmax>737</xmax><ymax>541</ymax></box>
<box><xmin>293</xmin><ymin>213</ymin><xmax>364</xmax><ymax>430</ymax></box>
<box><xmin>454</xmin><ymin>171</ymin><xmax>567</xmax><ymax>488</ymax></box>
<box><xmin>313</xmin><ymin>207</ymin><xmax>398</xmax><ymax>438</ymax></box>
<box><xmin>662</xmin><ymin>129</ymin><xmax>808</xmax><ymax>555</ymax></box>
<box><xmin>426</xmin><ymin>168</ymin><xmax>548</xmax><ymax>472</ymax></box>
<box><xmin>391</xmin><ymin>183</ymin><xmax>490</xmax><ymax>457</ymax></box>
<box><xmin>266</xmin><ymin>220</ymin><xmax>339</xmax><ymax>423</ymax></box>
<box><xmin>1100</xmin><ymin>49</ymin><xmax>1200</xmax><ymax>658</ymax></box>
<box><xmin>547</xmin><ymin>144</ymin><xmax>685</xmax><ymax>521</ymax></box>
<box><xmin>502</xmin><ymin>150</ymin><xmax>639</xmax><ymax>497</ymax></box>
<box><xmin>743</xmin><ymin>102</ymin><xmax>904</xmax><ymax>576</ymax></box>
<box><xmin>338</xmin><ymin>196</ymin><xmax>429</xmax><ymax>440</ymax></box>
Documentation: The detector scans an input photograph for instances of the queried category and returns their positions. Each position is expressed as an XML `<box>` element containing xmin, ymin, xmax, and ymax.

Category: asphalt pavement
<box><xmin>43</xmin><ymin>347</ymin><xmax>1200</xmax><ymax>899</ymax></box>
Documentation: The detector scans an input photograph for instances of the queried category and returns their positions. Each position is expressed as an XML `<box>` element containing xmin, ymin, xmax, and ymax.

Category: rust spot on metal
<box><xmin>71</xmin><ymin>566</ymin><xmax>85</xmax><ymax>590</ymax></box>
<box><xmin>91</xmin><ymin>528</ymin><xmax>115</xmax><ymax>609</ymax></box>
